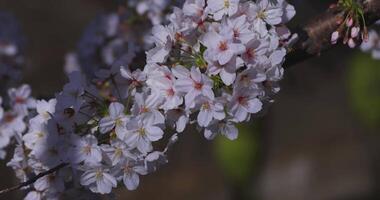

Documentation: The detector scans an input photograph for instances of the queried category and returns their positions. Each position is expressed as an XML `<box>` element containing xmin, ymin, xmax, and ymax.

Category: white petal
<box><xmin>124</xmin><ymin>172</ymin><xmax>140</xmax><ymax>190</ymax></box>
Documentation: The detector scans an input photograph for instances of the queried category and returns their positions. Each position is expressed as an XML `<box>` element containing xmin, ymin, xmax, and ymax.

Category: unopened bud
<box><xmin>351</xmin><ymin>27</ymin><xmax>360</xmax><ymax>38</ymax></box>
<box><xmin>331</xmin><ymin>31</ymin><xmax>339</xmax><ymax>44</ymax></box>
<box><xmin>348</xmin><ymin>38</ymin><xmax>356</xmax><ymax>48</ymax></box>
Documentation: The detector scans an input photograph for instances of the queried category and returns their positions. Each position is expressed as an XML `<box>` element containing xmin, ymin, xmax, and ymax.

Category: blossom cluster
<box><xmin>0</xmin><ymin>85</ymin><xmax>35</xmax><ymax>159</ymax></box>
<box><xmin>144</xmin><ymin>0</ymin><xmax>295</xmax><ymax>139</ymax></box>
<box><xmin>0</xmin><ymin>12</ymin><xmax>25</xmax><ymax>94</ymax></box>
<box><xmin>3</xmin><ymin>0</ymin><xmax>297</xmax><ymax>199</ymax></box>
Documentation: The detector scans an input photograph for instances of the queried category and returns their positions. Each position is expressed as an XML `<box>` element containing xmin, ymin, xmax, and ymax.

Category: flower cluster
<box><xmin>0</xmin><ymin>12</ymin><xmax>25</xmax><ymax>94</ymax></box>
<box><xmin>145</xmin><ymin>0</ymin><xmax>295</xmax><ymax>139</ymax></box>
<box><xmin>0</xmin><ymin>85</ymin><xmax>35</xmax><ymax>159</ymax></box>
<box><xmin>4</xmin><ymin>0</ymin><xmax>297</xmax><ymax>199</ymax></box>
<box><xmin>6</xmin><ymin>72</ymin><xmax>177</xmax><ymax>199</ymax></box>
<box><xmin>330</xmin><ymin>0</ymin><xmax>368</xmax><ymax>48</ymax></box>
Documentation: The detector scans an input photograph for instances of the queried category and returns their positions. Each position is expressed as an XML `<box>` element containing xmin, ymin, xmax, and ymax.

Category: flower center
<box><xmin>224</xmin><ymin>0</ymin><xmax>230</xmax><ymax>8</ymax></box>
<box><xmin>140</xmin><ymin>106</ymin><xmax>149</xmax><ymax>113</ymax></box>
<box><xmin>115</xmin><ymin>148</ymin><xmax>122</xmax><ymax>157</ymax></box>
<box><xmin>202</xmin><ymin>102</ymin><xmax>210</xmax><ymax>110</ymax></box>
<box><xmin>218</xmin><ymin>41</ymin><xmax>228</xmax><ymax>51</ymax></box>
<box><xmin>138</xmin><ymin>128</ymin><xmax>146</xmax><ymax>136</ymax></box>
<box><xmin>4</xmin><ymin>113</ymin><xmax>15</xmax><ymax>123</ymax></box>
<box><xmin>95</xmin><ymin>169</ymin><xmax>103</xmax><ymax>179</ymax></box>
<box><xmin>257</xmin><ymin>11</ymin><xmax>266</xmax><ymax>19</ymax></box>
<box><xmin>82</xmin><ymin>145</ymin><xmax>92</xmax><ymax>154</ymax></box>
<box><xmin>193</xmin><ymin>82</ymin><xmax>203</xmax><ymax>90</ymax></box>
<box><xmin>246</xmin><ymin>48</ymin><xmax>255</xmax><ymax>59</ymax></box>
<box><xmin>233</xmin><ymin>29</ymin><xmax>240</xmax><ymax>38</ymax></box>
<box><xmin>166</xmin><ymin>88</ymin><xmax>175</xmax><ymax>96</ymax></box>
<box><xmin>238</xmin><ymin>96</ymin><xmax>247</xmax><ymax>105</ymax></box>
<box><xmin>15</xmin><ymin>97</ymin><xmax>26</xmax><ymax>104</ymax></box>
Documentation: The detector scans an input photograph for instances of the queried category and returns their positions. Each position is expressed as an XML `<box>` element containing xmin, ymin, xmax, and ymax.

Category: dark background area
<box><xmin>0</xmin><ymin>0</ymin><xmax>380</xmax><ymax>199</ymax></box>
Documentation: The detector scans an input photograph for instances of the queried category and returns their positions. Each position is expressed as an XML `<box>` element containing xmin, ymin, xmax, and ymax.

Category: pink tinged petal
<box><xmin>34</xmin><ymin>176</ymin><xmax>49</xmax><ymax>191</ymax></box>
<box><xmin>229</xmin><ymin>43</ymin><xmax>246</xmax><ymax>54</ymax></box>
<box><xmin>125</xmin><ymin>132</ymin><xmax>140</xmax><ymax>147</ymax></box>
<box><xmin>246</xmin><ymin>98</ymin><xmax>263</xmax><ymax>114</ymax></box>
<box><xmin>134</xmin><ymin>166</ymin><xmax>148</xmax><ymax>175</ymax></box>
<box><xmin>96</xmin><ymin>178</ymin><xmax>112</xmax><ymax>194</ymax></box>
<box><xmin>124</xmin><ymin>172</ymin><xmax>140</xmax><ymax>190</ymax></box>
<box><xmin>204</xmin><ymin>128</ymin><xmax>217</xmax><ymax>140</ymax></box>
<box><xmin>220</xmin><ymin>69</ymin><xmax>236</xmax><ymax>86</ymax></box>
<box><xmin>146</xmin><ymin>126</ymin><xmax>164</xmax><ymax>141</ymax></box>
<box><xmin>103</xmin><ymin>172</ymin><xmax>117</xmax><ymax>187</ymax></box>
<box><xmin>222</xmin><ymin>123</ymin><xmax>238</xmax><ymax>140</ymax></box>
<box><xmin>331</xmin><ymin>31</ymin><xmax>339</xmax><ymax>44</ymax></box>
<box><xmin>147</xmin><ymin>46</ymin><xmax>169</xmax><ymax>63</ymax></box>
<box><xmin>351</xmin><ymin>27</ymin><xmax>360</xmax><ymax>38</ymax></box>
<box><xmin>25</xmin><ymin>191</ymin><xmax>41</xmax><ymax>200</ymax></box>
<box><xmin>120</xmin><ymin>67</ymin><xmax>132</xmax><ymax>79</ymax></box>
<box><xmin>213</xmin><ymin>10</ymin><xmax>226</xmax><ymax>20</ymax></box>
<box><xmin>264</xmin><ymin>9</ymin><xmax>283</xmax><ymax>25</ymax></box>
<box><xmin>137</xmin><ymin>138</ymin><xmax>153</xmax><ymax>153</ymax></box>
<box><xmin>176</xmin><ymin>115</ymin><xmax>188</xmax><ymax>133</ymax></box>
<box><xmin>233</xmin><ymin>105</ymin><xmax>248</xmax><ymax>122</ymax></box>
<box><xmin>152</xmin><ymin>110</ymin><xmax>165</xmax><ymax>124</ymax></box>
<box><xmin>185</xmin><ymin>90</ymin><xmax>200</xmax><ymax>107</ymax></box>
<box><xmin>269</xmin><ymin>49</ymin><xmax>286</xmax><ymax>66</ymax></box>
<box><xmin>213</xmin><ymin>104</ymin><xmax>226</xmax><ymax>120</ymax></box>
<box><xmin>190</xmin><ymin>67</ymin><xmax>202</xmax><ymax>83</ymax></box>
<box><xmin>348</xmin><ymin>38</ymin><xmax>356</xmax><ymax>48</ymax></box>
<box><xmin>91</xmin><ymin>148</ymin><xmax>102</xmax><ymax>163</ymax></box>
<box><xmin>283</xmin><ymin>3</ymin><xmax>296</xmax><ymax>23</ymax></box>
<box><xmin>175</xmin><ymin>78</ymin><xmax>194</xmax><ymax>93</ymax></box>
<box><xmin>201</xmin><ymin>86</ymin><xmax>215</xmax><ymax>100</ymax></box>
<box><xmin>115</xmin><ymin>125</ymin><xmax>127</xmax><ymax>140</ymax></box>
<box><xmin>202</xmin><ymin>30</ymin><xmax>223</xmax><ymax>48</ymax></box>
<box><xmin>109</xmin><ymin>102</ymin><xmax>124</xmax><ymax>118</ymax></box>
<box><xmin>218</xmin><ymin>50</ymin><xmax>234</xmax><ymax>65</ymax></box>
<box><xmin>99</xmin><ymin>117</ymin><xmax>115</xmax><ymax>133</ymax></box>
<box><xmin>197</xmin><ymin>110</ymin><xmax>213</xmax><ymax>127</ymax></box>
<box><xmin>172</xmin><ymin>65</ymin><xmax>190</xmax><ymax>79</ymax></box>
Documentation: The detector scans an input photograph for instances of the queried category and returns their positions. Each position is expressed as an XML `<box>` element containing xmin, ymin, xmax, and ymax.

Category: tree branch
<box><xmin>0</xmin><ymin>163</ymin><xmax>68</xmax><ymax>195</ymax></box>
<box><xmin>284</xmin><ymin>0</ymin><xmax>380</xmax><ymax>68</ymax></box>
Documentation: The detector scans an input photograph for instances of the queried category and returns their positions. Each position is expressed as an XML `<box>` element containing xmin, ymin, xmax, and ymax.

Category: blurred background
<box><xmin>0</xmin><ymin>0</ymin><xmax>380</xmax><ymax>199</ymax></box>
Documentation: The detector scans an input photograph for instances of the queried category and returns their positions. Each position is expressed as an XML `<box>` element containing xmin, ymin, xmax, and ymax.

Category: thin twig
<box><xmin>0</xmin><ymin>163</ymin><xmax>68</xmax><ymax>195</ymax></box>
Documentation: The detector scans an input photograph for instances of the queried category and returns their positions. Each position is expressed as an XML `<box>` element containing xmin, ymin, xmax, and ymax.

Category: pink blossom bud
<box><xmin>351</xmin><ymin>27</ymin><xmax>360</xmax><ymax>38</ymax></box>
<box><xmin>331</xmin><ymin>31</ymin><xmax>339</xmax><ymax>44</ymax></box>
<box><xmin>346</xmin><ymin>18</ymin><xmax>353</xmax><ymax>27</ymax></box>
<box><xmin>348</xmin><ymin>38</ymin><xmax>356</xmax><ymax>48</ymax></box>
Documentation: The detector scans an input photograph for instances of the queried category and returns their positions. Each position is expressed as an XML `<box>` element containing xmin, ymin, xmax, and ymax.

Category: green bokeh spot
<box><xmin>348</xmin><ymin>53</ymin><xmax>380</xmax><ymax>129</ymax></box>
<box><xmin>214</xmin><ymin>123</ymin><xmax>259</xmax><ymax>184</ymax></box>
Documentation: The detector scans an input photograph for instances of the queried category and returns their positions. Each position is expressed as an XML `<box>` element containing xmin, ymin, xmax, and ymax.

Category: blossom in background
<box><xmin>361</xmin><ymin>30</ymin><xmax>380</xmax><ymax>59</ymax></box>
<box><xmin>8</xmin><ymin>84</ymin><xmax>35</xmax><ymax>116</ymax></box>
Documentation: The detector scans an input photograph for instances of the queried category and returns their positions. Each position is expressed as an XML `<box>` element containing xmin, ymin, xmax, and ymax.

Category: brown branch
<box><xmin>0</xmin><ymin>163</ymin><xmax>68</xmax><ymax>195</ymax></box>
<box><xmin>284</xmin><ymin>0</ymin><xmax>380</xmax><ymax>68</ymax></box>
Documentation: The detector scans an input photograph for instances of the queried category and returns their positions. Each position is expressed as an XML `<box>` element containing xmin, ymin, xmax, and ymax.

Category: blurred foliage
<box><xmin>214</xmin><ymin>122</ymin><xmax>259</xmax><ymax>185</ymax></box>
<box><xmin>348</xmin><ymin>53</ymin><xmax>380</xmax><ymax>129</ymax></box>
